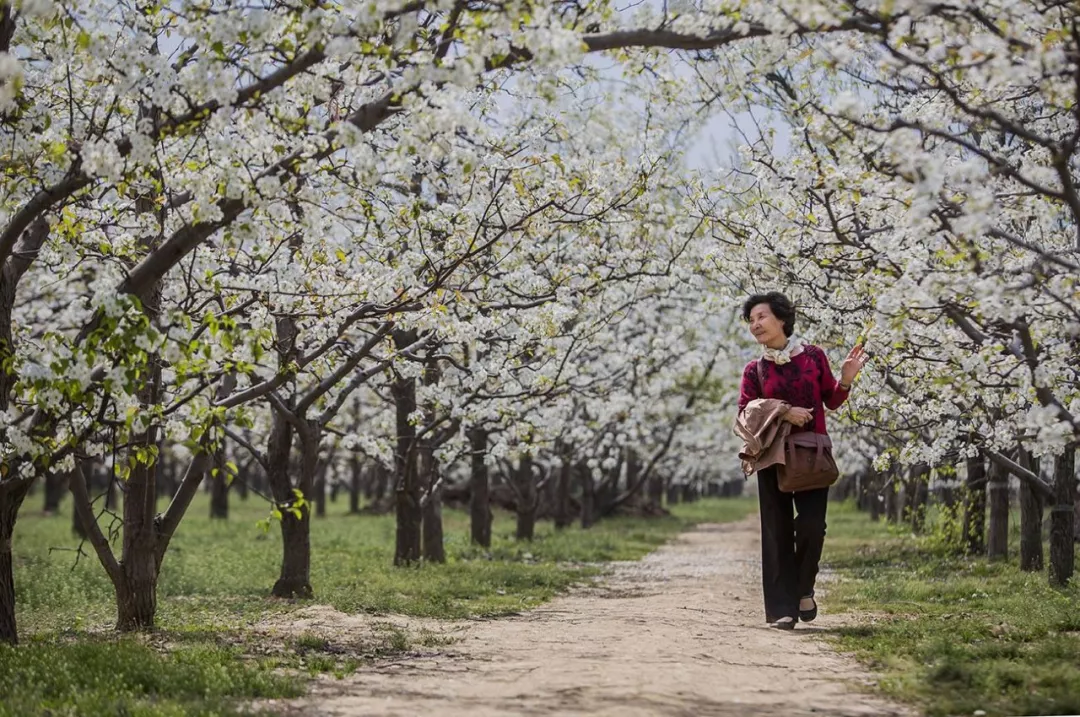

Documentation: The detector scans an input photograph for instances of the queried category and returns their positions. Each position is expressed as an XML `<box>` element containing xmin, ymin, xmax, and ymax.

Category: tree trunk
<box><xmin>420</xmin><ymin>438</ymin><xmax>445</xmax><ymax>563</ymax></box>
<box><xmin>868</xmin><ymin>471</ymin><xmax>882</xmax><ymax>521</ymax></box>
<box><xmin>986</xmin><ymin>461</ymin><xmax>1009</xmax><ymax>562</ymax></box>
<box><xmin>374</xmin><ymin>462</ymin><xmax>389</xmax><ymax>503</ymax></box>
<box><xmin>235</xmin><ymin>463</ymin><xmax>250</xmax><ymax>500</ymax></box>
<box><xmin>0</xmin><ymin>508</ymin><xmax>16</xmax><ymax>645</ymax></box>
<box><xmin>274</xmin><ymin>510</ymin><xmax>313</xmax><ymax>598</ymax></box>
<box><xmin>0</xmin><ymin>216</ymin><xmax>49</xmax><ymax>643</ymax></box>
<box><xmin>1074</xmin><ymin>482</ymin><xmax>1080</xmax><ymax>544</ymax></box>
<box><xmin>363</xmin><ymin>462</ymin><xmax>376</xmax><ymax>499</ymax></box>
<box><xmin>209</xmin><ymin>468</ymin><xmax>229</xmax><ymax>520</ymax></box>
<box><xmin>265</xmin><ymin>405</ymin><xmax>313</xmax><ymax>598</ymax></box>
<box><xmin>898</xmin><ymin>478</ymin><xmax>913</xmax><ymax>523</ymax></box>
<box><xmin>963</xmin><ymin>456</ymin><xmax>987</xmax><ymax>555</ymax></box>
<box><xmin>938</xmin><ymin>464</ymin><xmax>959</xmax><ymax>513</ymax></box>
<box><xmin>420</xmin><ymin>358</ymin><xmax>444</xmax><ymax>562</ymax></box>
<box><xmin>105</xmin><ymin>472</ymin><xmax>117</xmax><ymax>511</ymax></box>
<box><xmin>155</xmin><ymin>449</ymin><xmax>176</xmax><ymax>507</ymax></box>
<box><xmin>647</xmin><ymin>467</ymin><xmax>665</xmax><ymax>508</ymax></box>
<box><xmin>580</xmin><ymin>462</ymin><xmax>595</xmax><ymax>529</ymax></box>
<box><xmin>469</xmin><ymin>428</ymin><xmax>492</xmax><ymax>547</ymax></box>
<box><xmin>349</xmin><ymin>457</ymin><xmax>362</xmax><ymax>514</ymax></box>
<box><xmin>206</xmin><ymin>399</ymin><xmax>236</xmax><ymax>520</ymax></box>
<box><xmin>392</xmin><ymin>334</ymin><xmax>421</xmax><ymax>566</ymax></box>
<box><xmin>0</xmin><ymin>481</ymin><xmax>32</xmax><ymax>644</ymax></box>
<box><xmin>115</xmin><ymin>455</ymin><xmax>160</xmax><ymax>632</ymax></box>
<box><xmin>910</xmin><ymin>466</ymin><xmax>930</xmax><ymax>534</ymax></box>
<box><xmin>666</xmin><ymin>483</ymin><xmax>680</xmax><ymax>505</ymax></box>
<box><xmin>884</xmin><ymin>472</ymin><xmax>898</xmax><ymax>523</ymax></box>
<box><xmin>554</xmin><ymin>454</ymin><xmax>572</xmax><ymax>531</ymax></box>
<box><xmin>42</xmin><ymin>471</ymin><xmax>64</xmax><ymax>515</ymax></box>
<box><xmin>114</xmin><ymin>119</ymin><xmax>169</xmax><ymax>633</ymax></box>
<box><xmin>624</xmin><ymin>447</ymin><xmax>643</xmax><ymax>506</ymax></box>
<box><xmin>116</xmin><ymin>332</ymin><xmax>163</xmax><ymax>632</ymax></box>
<box><xmin>1018</xmin><ymin>450</ymin><xmax>1044</xmax><ymax>572</ymax></box>
<box><xmin>314</xmin><ymin>470</ymin><xmax>327</xmax><ymax>518</ymax></box>
<box><xmin>515</xmin><ymin>454</ymin><xmax>537</xmax><ymax>541</ymax></box>
<box><xmin>276</xmin><ymin>420</ymin><xmax>318</xmax><ymax>598</ymax></box>
<box><xmin>72</xmin><ymin>493</ymin><xmax>87</xmax><ymax>538</ymax></box>
<box><xmin>1049</xmin><ymin>447</ymin><xmax>1075</xmax><ymax>587</ymax></box>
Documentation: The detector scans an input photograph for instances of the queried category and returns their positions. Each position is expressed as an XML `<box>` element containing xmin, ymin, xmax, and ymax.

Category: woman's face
<box><xmin>747</xmin><ymin>302</ymin><xmax>786</xmax><ymax>347</ymax></box>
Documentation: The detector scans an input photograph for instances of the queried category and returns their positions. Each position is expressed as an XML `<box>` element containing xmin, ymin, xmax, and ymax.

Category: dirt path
<box><xmin>278</xmin><ymin>516</ymin><xmax>911</xmax><ymax>716</ymax></box>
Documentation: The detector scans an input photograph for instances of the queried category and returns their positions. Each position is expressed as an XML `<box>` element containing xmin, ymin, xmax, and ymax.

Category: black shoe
<box><xmin>799</xmin><ymin>595</ymin><xmax>817</xmax><ymax>623</ymax></box>
<box><xmin>768</xmin><ymin>616</ymin><xmax>796</xmax><ymax>630</ymax></box>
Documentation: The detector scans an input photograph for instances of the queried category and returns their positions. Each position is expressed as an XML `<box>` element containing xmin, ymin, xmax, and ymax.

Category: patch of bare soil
<box><xmin>264</xmin><ymin>516</ymin><xmax>911</xmax><ymax>717</ymax></box>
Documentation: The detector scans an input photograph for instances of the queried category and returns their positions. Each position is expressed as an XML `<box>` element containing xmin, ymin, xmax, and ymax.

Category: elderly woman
<box><xmin>738</xmin><ymin>292</ymin><xmax>868</xmax><ymax>630</ymax></box>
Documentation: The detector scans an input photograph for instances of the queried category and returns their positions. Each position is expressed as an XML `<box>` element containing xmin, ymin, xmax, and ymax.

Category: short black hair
<box><xmin>742</xmin><ymin>292</ymin><xmax>796</xmax><ymax>337</ymax></box>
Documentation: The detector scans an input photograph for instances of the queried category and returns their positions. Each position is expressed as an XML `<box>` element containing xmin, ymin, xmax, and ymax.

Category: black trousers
<box><xmin>756</xmin><ymin>466</ymin><xmax>829</xmax><ymax>622</ymax></box>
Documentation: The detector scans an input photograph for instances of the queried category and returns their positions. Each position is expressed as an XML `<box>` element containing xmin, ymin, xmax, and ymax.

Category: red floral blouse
<box><xmin>737</xmin><ymin>345</ymin><xmax>849</xmax><ymax>435</ymax></box>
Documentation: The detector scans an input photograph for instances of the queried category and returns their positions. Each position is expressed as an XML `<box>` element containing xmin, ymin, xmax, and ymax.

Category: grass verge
<box><xmin>822</xmin><ymin>501</ymin><xmax>1080</xmax><ymax>717</ymax></box>
<box><xmin>6</xmin><ymin>493</ymin><xmax>756</xmax><ymax>715</ymax></box>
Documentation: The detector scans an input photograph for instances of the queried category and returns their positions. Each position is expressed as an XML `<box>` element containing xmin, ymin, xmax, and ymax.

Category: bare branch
<box><xmin>154</xmin><ymin>452</ymin><xmax>211</xmax><ymax>562</ymax></box>
<box><xmin>223</xmin><ymin>427</ymin><xmax>269</xmax><ymax>473</ymax></box>
<box><xmin>68</xmin><ymin>461</ymin><xmax>122</xmax><ymax>584</ymax></box>
<box><xmin>985</xmin><ymin>449</ymin><xmax>1054</xmax><ymax>501</ymax></box>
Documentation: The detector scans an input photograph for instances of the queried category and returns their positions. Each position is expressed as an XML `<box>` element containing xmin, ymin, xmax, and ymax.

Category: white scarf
<box><xmin>763</xmin><ymin>335</ymin><xmax>805</xmax><ymax>365</ymax></box>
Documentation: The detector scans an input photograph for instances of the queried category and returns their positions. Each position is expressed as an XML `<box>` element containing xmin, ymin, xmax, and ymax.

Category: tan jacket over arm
<box><xmin>733</xmin><ymin>398</ymin><xmax>792</xmax><ymax>477</ymax></box>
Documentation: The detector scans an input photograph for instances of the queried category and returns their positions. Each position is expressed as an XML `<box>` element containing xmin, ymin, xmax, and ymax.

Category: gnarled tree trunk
<box><xmin>275</xmin><ymin>509</ymin><xmax>312</xmax><ymax>598</ymax></box>
<box><xmin>1049</xmin><ymin>447</ymin><xmax>1075</xmax><ymax>587</ymax></box>
<box><xmin>42</xmin><ymin>471</ymin><xmax>65</xmax><ymax>515</ymax></box>
<box><xmin>883</xmin><ymin>471</ymin><xmax>898</xmax><ymax>523</ymax></box>
<box><xmin>963</xmin><ymin>456</ymin><xmax>987</xmax><ymax>555</ymax></box>
<box><xmin>314</xmin><ymin>467</ymin><xmax>327</xmax><ymax>518</ymax></box>
<box><xmin>515</xmin><ymin>454</ymin><xmax>537</xmax><ymax>541</ymax></box>
<box><xmin>0</xmin><ymin>218</ymin><xmax>50</xmax><ymax>643</ymax></box>
<box><xmin>267</xmin><ymin>407</ymin><xmax>312</xmax><ymax>598</ymax></box>
<box><xmin>986</xmin><ymin>461</ymin><xmax>1009</xmax><ymax>561</ymax></box>
<box><xmin>420</xmin><ymin>438</ymin><xmax>445</xmax><ymax>563</ymax></box>
<box><xmin>580</xmin><ymin>461</ymin><xmax>595</xmax><ymax>529</ymax></box>
<box><xmin>208</xmin><ymin>410</ymin><xmax>236</xmax><ymax>518</ymax></box>
<box><xmin>1018</xmin><ymin>450</ymin><xmax>1044</xmax><ymax>572</ymax></box>
<box><xmin>553</xmin><ymin>450</ymin><xmax>572</xmax><ymax>531</ymax></box>
<box><xmin>469</xmin><ymin>428</ymin><xmax>491</xmax><ymax>547</ymax></box>
<box><xmin>0</xmin><ymin>480</ymin><xmax>32</xmax><ymax>644</ymax></box>
<box><xmin>392</xmin><ymin>331</ymin><xmax>421</xmax><ymax>566</ymax></box>
<box><xmin>420</xmin><ymin>359</ymin><xmax>444</xmax><ymax>562</ymax></box>
<box><xmin>349</xmin><ymin>456</ymin><xmax>362</xmax><ymax>514</ymax></box>
<box><xmin>115</xmin><ymin>430</ymin><xmax>162</xmax><ymax>631</ymax></box>
<box><xmin>116</xmin><ymin>275</ymin><xmax>164</xmax><ymax>632</ymax></box>
<box><xmin>909</xmin><ymin>465</ymin><xmax>930</xmax><ymax>534</ymax></box>
<box><xmin>624</xmin><ymin>448</ymin><xmax>643</xmax><ymax>508</ymax></box>
<box><xmin>867</xmin><ymin>471</ymin><xmax>883</xmax><ymax>521</ymax></box>
<box><xmin>209</xmin><ymin>468</ymin><xmax>229</xmax><ymax>520</ymax></box>
<box><xmin>374</xmin><ymin>462</ymin><xmax>389</xmax><ymax>503</ymax></box>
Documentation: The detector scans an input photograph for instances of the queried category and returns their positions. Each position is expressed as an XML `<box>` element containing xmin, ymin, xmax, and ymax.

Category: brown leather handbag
<box><xmin>755</xmin><ymin>358</ymin><xmax>840</xmax><ymax>493</ymax></box>
<box><xmin>777</xmin><ymin>432</ymin><xmax>840</xmax><ymax>493</ymax></box>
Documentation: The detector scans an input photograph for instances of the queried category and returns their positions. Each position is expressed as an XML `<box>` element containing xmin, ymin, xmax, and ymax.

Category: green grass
<box><xmin>0</xmin><ymin>640</ymin><xmax>302</xmax><ymax>717</ymax></box>
<box><xmin>6</xmin><ymin>491</ymin><xmax>756</xmax><ymax>715</ymax></box>
<box><xmin>823</xmin><ymin>501</ymin><xmax>1080</xmax><ymax>717</ymax></box>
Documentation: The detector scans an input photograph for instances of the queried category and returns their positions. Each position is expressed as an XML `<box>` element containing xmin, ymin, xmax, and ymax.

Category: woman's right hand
<box><xmin>783</xmin><ymin>407</ymin><xmax>814</xmax><ymax>427</ymax></box>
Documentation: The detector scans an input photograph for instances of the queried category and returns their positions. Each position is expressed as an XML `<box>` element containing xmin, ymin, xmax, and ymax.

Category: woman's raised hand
<box><xmin>840</xmin><ymin>344</ymin><xmax>870</xmax><ymax>386</ymax></box>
